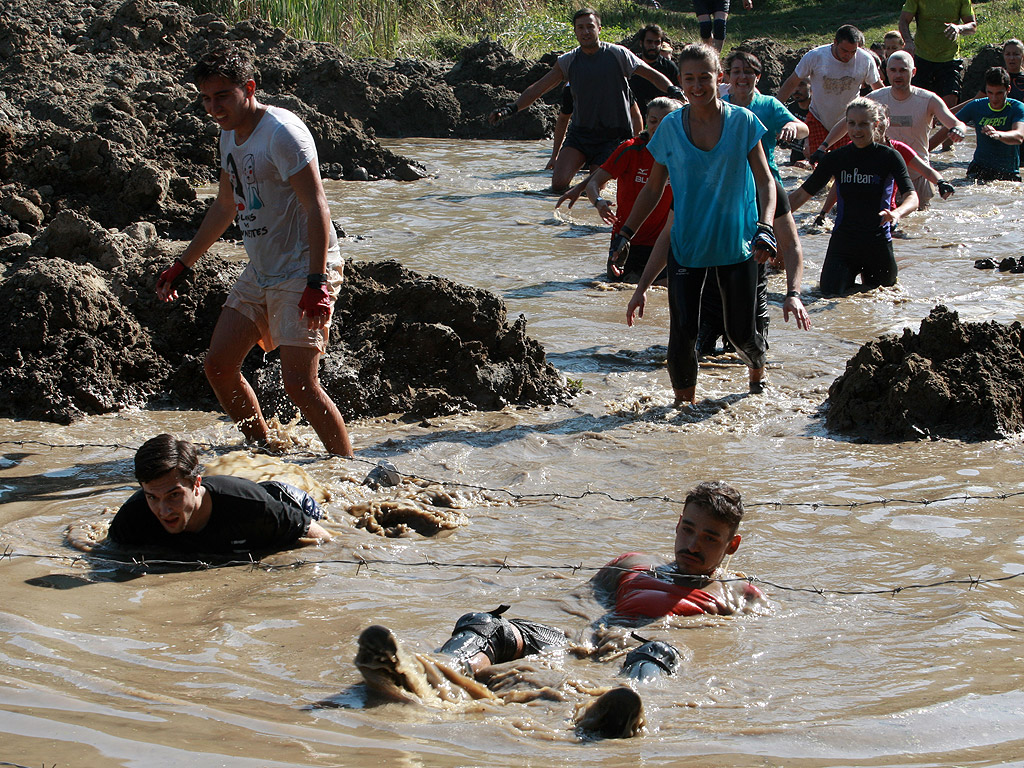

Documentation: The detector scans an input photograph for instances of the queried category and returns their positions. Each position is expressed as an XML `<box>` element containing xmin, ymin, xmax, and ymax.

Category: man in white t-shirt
<box><xmin>778</xmin><ymin>24</ymin><xmax>883</xmax><ymax>162</ymax></box>
<box><xmin>818</xmin><ymin>51</ymin><xmax>966</xmax><ymax>206</ymax></box>
<box><xmin>154</xmin><ymin>45</ymin><xmax>353</xmax><ymax>456</ymax></box>
<box><xmin>489</xmin><ymin>8</ymin><xmax>684</xmax><ymax>191</ymax></box>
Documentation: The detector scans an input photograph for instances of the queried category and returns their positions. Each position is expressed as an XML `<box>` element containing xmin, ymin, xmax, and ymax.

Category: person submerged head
<box><xmin>134</xmin><ymin>434</ymin><xmax>207</xmax><ymax>535</ymax></box>
<box><xmin>674</xmin><ymin>481</ymin><xmax>744</xmax><ymax>577</ymax></box>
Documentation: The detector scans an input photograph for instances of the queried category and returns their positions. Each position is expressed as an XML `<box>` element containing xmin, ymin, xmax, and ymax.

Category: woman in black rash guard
<box><xmin>789</xmin><ymin>97</ymin><xmax>919</xmax><ymax>296</ymax></box>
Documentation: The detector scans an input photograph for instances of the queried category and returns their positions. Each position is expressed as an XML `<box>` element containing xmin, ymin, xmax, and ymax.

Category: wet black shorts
<box><xmin>911</xmin><ymin>56</ymin><xmax>963</xmax><ymax>99</ymax></box>
<box><xmin>966</xmin><ymin>162</ymin><xmax>1021</xmax><ymax>182</ymax></box>
<box><xmin>692</xmin><ymin>0</ymin><xmax>730</xmax><ymax>13</ymax></box>
<box><xmin>773</xmin><ymin>177</ymin><xmax>791</xmax><ymax>217</ymax></box>
<box><xmin>563</xmin><ymin>127</ymin><xmax>632</xmax><ymax>167</ymax></box>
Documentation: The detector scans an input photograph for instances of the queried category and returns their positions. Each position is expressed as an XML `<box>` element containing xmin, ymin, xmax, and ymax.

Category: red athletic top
<box><xmin>889</xmin><ymin>139</ymin><xmax>918</xmax><ymax>207</ymax></box>
<box><xmin>608</xmin><ymin>552</ymin><xmax>765</xmax><ymax>618</ymax></box>
<box><xmin>600</xmin><ymin>137</ymin><xmax>673</xmax><ymax>247</ymax></box>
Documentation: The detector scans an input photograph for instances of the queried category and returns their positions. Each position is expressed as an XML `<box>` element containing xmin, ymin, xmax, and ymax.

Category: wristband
<box><xmin>785</xmin><ymin>290</ymin><xmax>800</xmax><ymax>299</ymax></box>
<box><xmin>619</xmin><ymin>224</ymin><xmax>635</xmax><ymax>240</ymax></box>
<box><xmin>307</xmin><ymin>272</ymin><xmax>329</xmax><ymax>288</ymax></box>
<box><xmin>666</xmin><ymin>85</ymin><xmax>685</xmax><ymax>101</ymax></box>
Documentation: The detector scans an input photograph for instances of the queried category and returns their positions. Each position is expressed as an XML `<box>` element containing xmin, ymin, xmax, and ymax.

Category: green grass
<box><xmin>184</xmin><ymin>0</ymin><xmax>1022</xmax><ymax>59</ymax></box>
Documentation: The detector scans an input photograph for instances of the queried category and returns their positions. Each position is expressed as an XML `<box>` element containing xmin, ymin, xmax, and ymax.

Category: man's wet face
<box><xmin>674</xmin><ymin>502</ymin><xmax>740</xmax><ymax>576</ymax></box>
<box><xmin>142</xmin><ymin>470</ymin><xmax>201</xmax><ymax>534</ymax></box>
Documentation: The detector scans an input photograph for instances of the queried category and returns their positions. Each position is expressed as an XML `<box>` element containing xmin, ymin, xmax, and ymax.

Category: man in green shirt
<box><xmin>899</xmin><ymin>0</ymin><xmax>977</xmax><ymax>108</ymax></box>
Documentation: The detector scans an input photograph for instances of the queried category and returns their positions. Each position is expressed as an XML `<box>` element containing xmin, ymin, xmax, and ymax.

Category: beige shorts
<box><xmin>910</xmin><ymin>173</ymin><xmax>934</xmax><ymax>208</ymax></box>
<box><xmin>224</xmin><ymin>263</ymin><xmax>344</xmax><ymax>354</ymax></box>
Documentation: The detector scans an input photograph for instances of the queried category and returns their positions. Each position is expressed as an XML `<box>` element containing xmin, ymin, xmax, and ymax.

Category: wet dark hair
<box><xmin>985</xmin><ymin>66</ymin><xmax>1012</xmax><ymax>89</ymax></box>
<box><xmin>134</xmin><ymin>434</ymin><xmax>200</xmax><ymax>484</ymax></box>
<box><xmin>678</xmin><ymin>42</ymin><xmax>721</xmax><ymax>72</ymax></box>
<box><xmin>835</xmin><ymin>24</ymin><xmax>865</xmax><ymax>47</ymax></box>
<box><xmin>725</xmin><ymin>50</ymin><xmax>762</xmax><ymax>75</ymax></box>
<box><xmin>642</xmin><ymin>23</ymin><xmax>665</xmax><ymax>41</ymax></box>
<box><xmin>192</xmin><ymin>44</ymin><xmax>257</xmax><ymax>88</ymax></box>
<box><xmin>685</xmin><ymin>481</ymin><xmax>744</xmax><ymax>534</ymax></box>
<box><xmin>573</xmin><ymin>7</ymin><xmax>600</xmax><ymax>25</ymax></box>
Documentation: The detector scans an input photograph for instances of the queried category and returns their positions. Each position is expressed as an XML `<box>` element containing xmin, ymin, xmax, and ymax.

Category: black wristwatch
<box><xmin>307</xmin><ymin>273</ymin><xmax>329</xmax><ymax>288</ymax></box>
<box><xmin>785</xmin><ymin>290</ymin><xmax>801</xmax><ymax>299</ymax></box>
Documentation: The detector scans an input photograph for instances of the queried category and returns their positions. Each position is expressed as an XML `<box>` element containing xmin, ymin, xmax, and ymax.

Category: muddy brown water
<box><xmin>2</xmin><ymin>138</ymin><xmax>1023</xmax><ymax>766</ymax></box>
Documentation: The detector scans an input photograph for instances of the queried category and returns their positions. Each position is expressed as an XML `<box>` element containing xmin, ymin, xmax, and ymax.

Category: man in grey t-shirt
<box><xmin>490</xmin><ymin>8</ymin><xmax>684</xmax><ymax>191</ymax></box>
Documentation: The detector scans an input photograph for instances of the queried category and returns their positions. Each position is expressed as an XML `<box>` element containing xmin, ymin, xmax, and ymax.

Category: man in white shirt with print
<box><xmin>155</xmin><ymin>44</ymin><xmax>353</xmax><ymax>457</ymax></box>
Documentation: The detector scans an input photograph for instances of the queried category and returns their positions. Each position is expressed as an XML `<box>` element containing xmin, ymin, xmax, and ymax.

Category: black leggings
<box><xmin>667</xmin><ymin>257</ymin><xmax>768</xmax><ymax>390</ymax></box>
<box><xmin>819</xmin><ymin>234</ymin><xmax>896</xmax><ymax>296</ymax></box>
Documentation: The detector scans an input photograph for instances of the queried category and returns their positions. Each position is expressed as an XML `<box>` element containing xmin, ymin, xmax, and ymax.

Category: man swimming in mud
<box><xmin>107</xmin><ymin>434</ymin><xmax>330</xmax><ymax>554</ymax></box>
<box><xmin>354</xmin><ymin>480</ymin><xmax>765</xmax><ymax>738</ymax></box>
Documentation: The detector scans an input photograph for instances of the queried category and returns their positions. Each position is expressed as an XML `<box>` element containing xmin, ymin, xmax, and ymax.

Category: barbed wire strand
<box><xmin>4</xmin><ymin>439</ymin><xmax>1024</xmax><ymax>597</ymax></box>
<box><xmin>2</xmin><ymin>545</ymin><xmax>1022</xmax><ymax>598</ymax></box>
<box><xmin>3</xmin><ymin>439</ymin><xmax>1023</xmax><ymax>511</ymax></box>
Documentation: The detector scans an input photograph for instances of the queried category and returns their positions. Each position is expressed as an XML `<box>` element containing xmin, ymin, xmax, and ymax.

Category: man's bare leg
<box><xmin>279</xmin><ymin>345</ymin><xmax>353</xmax><ymax>457</ymax></box>
<box><xmin>204</xmin><ymin>307</ymin><xmax>269</xmax><ymax>444</ymax></box>
<box><xmin>551</xmin><ymin>146</ymin><xmax>587</xmax><ymax>192</ymax></box>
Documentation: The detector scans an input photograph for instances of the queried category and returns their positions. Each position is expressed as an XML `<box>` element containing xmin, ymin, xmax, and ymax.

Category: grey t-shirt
<box><xmin>557</xmin><ymin>42</ymin><xmax>643</xmax><ymax>141</ymax></box>
<box><xmin>220</xmin><ymin>105</ymin><xmax>340</xmax><ymax>287</ymax></box>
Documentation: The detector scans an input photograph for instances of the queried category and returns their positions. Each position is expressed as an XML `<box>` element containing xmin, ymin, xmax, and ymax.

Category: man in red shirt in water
<box><xmin>354</xmin><ymin>480</ymin><xmax>765</xmax><ymax>738</ymax></box>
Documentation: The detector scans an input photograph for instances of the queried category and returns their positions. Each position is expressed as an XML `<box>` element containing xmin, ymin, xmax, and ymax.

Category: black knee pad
<box><xmin>439</xmin><ymin>605</ymin><xmax>566</xmax><ymax>666</ymax></box>
<box><xmin>699</xmin><ymin>20</ymin><xmax>713</xmax><ymax>40</ymax></box>
<box><xmin>712</xmin><ymin>17</ymin><xmax>727</xmax><ymax>40</ymax></box>
<box><xmin>620</xmin><ymin>639</ymin><xmax>681</xmax><ymax>683</ymax></box>
<box><xmin>440</xmin><ymin>605</ymin><xmax>519</xmax><ymax>665</ymax></box>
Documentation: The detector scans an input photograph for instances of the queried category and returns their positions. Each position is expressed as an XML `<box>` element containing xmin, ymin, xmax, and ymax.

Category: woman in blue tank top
<box><xmin>614</xmin><ymin>44</ymin><xmax>778</xmax><ymax>406</ymax></box>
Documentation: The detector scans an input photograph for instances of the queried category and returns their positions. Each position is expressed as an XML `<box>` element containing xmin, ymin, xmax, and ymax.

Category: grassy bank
<box><xmin>188</xmin><ymin>0</ymin><xmax>1022</xmax><ymax>59</ymax></box>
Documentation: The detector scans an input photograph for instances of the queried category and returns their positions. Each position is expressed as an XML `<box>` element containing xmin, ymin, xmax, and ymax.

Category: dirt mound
<box><xmin>826</xmin><ymin>306</ymin><xmax>1024</xmax><ymax>441</ymax></box>
<box><xmin>961</xmin><ymin>44</ymin><xmax>1004</xmax><ymax>101</ymax></box>
<box><xmin>0</xmin><ymin>216</ymin><xmax>571</xmax><ymax>424</ymax></box>
<box><xmin>0</xmin><ymin>0</ymin><xmax>426</xmax><ymax>239</ymax></box>
<box><xmin>730</xmin><ymin>38</ymin><xmax>807</xmax><ymax>97</ymax></box>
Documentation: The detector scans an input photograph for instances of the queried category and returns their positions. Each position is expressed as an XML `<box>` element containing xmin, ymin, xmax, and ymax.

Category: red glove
<box><xmin>298</xmin><ymin>284</ymin><xmax>332</xmax><ymax>321</ymax></box>
<box><xmin>156</xmin><ymin>259</ymin><xmax>191</xmax><ymax>299</ymax></box>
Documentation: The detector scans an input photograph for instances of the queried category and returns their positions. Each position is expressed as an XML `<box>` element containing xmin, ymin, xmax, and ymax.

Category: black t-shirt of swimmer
<box><xmin>108</xmin><ymin>475</ymin><xmax>312</xmax><ymax>554</ymax></box>
<box><xmin>802</xmin><ymin>142</ymin><xmax>913</xmax><ymax>239</ymax></box>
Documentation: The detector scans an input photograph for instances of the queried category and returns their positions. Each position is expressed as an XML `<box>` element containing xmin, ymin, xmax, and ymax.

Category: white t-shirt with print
<box><xmin>220</xmin><ymin>105</ymin><xmax>340</xmax><ymax>287</ymax></box>
<box><xmin>795</xmin><ymin>44</ymin><xmax>881</xmax><ymax>128</ymax></box>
